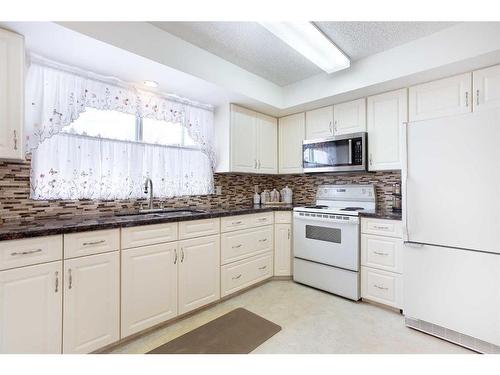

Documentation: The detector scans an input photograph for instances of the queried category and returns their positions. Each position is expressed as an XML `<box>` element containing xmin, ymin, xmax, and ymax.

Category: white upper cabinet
<box><xmin>305</xmin><ymin>106</ymin><xmax>333</xmax><ymax>139</ymax></box>
<box><xmin>333</xmin><ymin>98</ymin><xmax>366</xmax><ymax>135</ymax></box>
<box><xmin>367</xmin><ymin>89</ymin><xmax>408</xmax><ymax>171</ymax></box>
<box><xmin>256</xmin><ymin>112</ymin><xmax>278</xmax><ymax>174</ymax></box>
<box><xmin>409</xmin><ymin>73</ymin><xmax>472</xmax><ymax>122</ymax></box>
<box><xmin>178</xmin><ymin>235</ymin><xmax>220</xmax><ymax>315</ymax></box>
<box><xmin>230</xmin><ymin>104</ymin><xmax>277</xmax><ymax>174</ymax></box>
<box><xmin>0</xmin><ymin>28</ymin><xmax>24</xmax><ymax>161</ymax></box>
<box><xmin>278</xmin><ymin>112</ymin><xmax>305</xmax><ymax>174</ymax></box>
<box><xmin>0</xmin><ymin>261</ymin><xmax>62</xmax><ymax>354</ymax></box>
<box><xmin>63</xmin><ymin>252</ymin><xmax>120</xmax><ymax>354</ymax></box>
<box><xmin>473</xmin><ymin>64</ymin><xmax>500</xmax><ymax>112</ymax></box>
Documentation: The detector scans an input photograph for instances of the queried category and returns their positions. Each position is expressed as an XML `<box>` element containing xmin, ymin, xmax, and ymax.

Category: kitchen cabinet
<box><xmin>409</xmin><ymin>73</ymin><xmax>472</xmax><ymax>122</ymax></box>
<box><xmin>367</xmin><ymin>89</ymin><xmax>407</xmax><ymax>171</ymax></box>
<box><xmin>230</xmin><ymin>104</ymin><xmax>277</xmax><ymax>174</ymax></box>
<box><xmin>221</xmin><ymin>226</ymin><xmax>273</xmax><ymax>265</ymax></box>
<box><xmin>274</xmin><ymin>223</ymin><xmax>292</xmax><ymax>276</ymax></box>
<box><xmin>0</xmin><ymin>28</ymin><xmax>24</xmax><ymax>161</ymax></box>
<box><xmin>333</xmin><ymin>98</ymin><xmax>366</xmax><ymax>135</ymax></box>
<box><xmin>63</xmin><ymin>251</ymin><xmax>119</xmax><ymax>354</ymax></box>
<box><xmin>0</xmin><ymin>261</ymin><xmax>62</xmax><ymax>354</ymax></box>
<box><xmin>305</xmin><ymin>106</ymin><xmax>333</xmax><ymax>139</ymax></box>
<box><xmin>121</xmin><ymin>242</ymin><xmax>178</xmax><ymax>338</ymax></box>
<box><xmin>278</xmin><ymin>112</ymin><xmax>305</xmax><ymax>174</ymax></box>
<box><xmin>473</xmin><ymin>64</ymin><xmax>500</xmax><ymax>112</ymax></box>
<box><xmin>178</xmin><ymin>235</ymin><xmax>220</xmax><ymax>315</ymax></box>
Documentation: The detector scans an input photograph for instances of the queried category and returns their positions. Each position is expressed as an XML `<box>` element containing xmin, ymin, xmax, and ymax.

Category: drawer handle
<box><xmin>55</xmin><ymin>271</ymin><xmax>59</xmax><ymax>293</ymax></box>
<box><xmin>232</xmin><ymin>221</ymin><xmax>243</xmax><ymax>225</ymax></box>
<box><xmin>373</xmin><ymin>284</ymin><xmax>388</xmax><ymax>291</ymax></box>
<box><xmin>83</xmin><ymin>240</ymin><xmax>105</xmax><ymax>246</ymax></box>
<box><xmin>373</xmin><ymin>251</ymin><xmax>389</xmax><ymax>256</ymax></box>
<box><xmin>232</xmin><ymin>274</ymin><xmax>242</xmax><ymax>280</ymax></box>
<box><xmin>259</xmin><ymin>238</ymin><xmax>268</xmax><ymax>242</ymax></box>
<box><xmin>11</xmin><ymin>248</ymin><xmax>42</xmax><ymax>256</ymax></box>
<box><xmin>257</xmin><ymin>218</ymin><xmax>268</xmax><ymax>222</ymax></box>
<box><xmin>258</xmin><ymin>265</ymin><xmax>267</xmax><ymax>270</ymax></box>
<box><xmin>68</xmin><ymin>269</ymin><xmax>73</xmax><ymax>290</ymax></box>
<box><xmin>232</xmin><ymin>244</ymin><xmax>243</xmax><ymax>249</ymax></box>
<box><xmin>373</xmin><ymin>225</ymin><xmax>389</xmax><ymax>230</ymax></box>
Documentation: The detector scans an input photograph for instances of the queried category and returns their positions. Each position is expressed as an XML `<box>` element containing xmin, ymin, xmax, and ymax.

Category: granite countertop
<box><xmin>0</xmin><ymin>204</ymin><xmax>401</xmax><ymax>242</ymax></box>
<box><xmin>0</xmin><ymin>205</ymin><xmax>294</xmax><ymax>241</ymax></box>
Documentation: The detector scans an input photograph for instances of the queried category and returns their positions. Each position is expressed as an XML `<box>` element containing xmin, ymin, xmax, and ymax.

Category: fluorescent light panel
<box><xmin>259</xmin><ymin>22</ymin><xmax>350</xmax><ymax>74</ymax></box>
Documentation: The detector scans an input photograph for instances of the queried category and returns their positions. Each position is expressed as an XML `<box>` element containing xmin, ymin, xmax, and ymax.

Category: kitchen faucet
<box><xmin>144</xmin><ymin>177</ymin><xmax>154</xmax><ymax>210</ymax></box>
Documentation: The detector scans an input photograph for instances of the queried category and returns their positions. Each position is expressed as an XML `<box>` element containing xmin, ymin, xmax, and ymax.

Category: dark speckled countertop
<box><xmin>0</xmin><ymin>204</ymin><xmax>401</xmax><ymax>241</ymax></box>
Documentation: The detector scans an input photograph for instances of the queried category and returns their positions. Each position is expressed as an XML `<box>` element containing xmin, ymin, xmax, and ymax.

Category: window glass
<box><xmin>63</xmin><ymin>108</ymin><xmax>137</xmax><ymax>141</ymax></box>
<box><xmin>142</xmin><ymin>117</ymin><xmax>184</xmax><ymax>146</ymax></box>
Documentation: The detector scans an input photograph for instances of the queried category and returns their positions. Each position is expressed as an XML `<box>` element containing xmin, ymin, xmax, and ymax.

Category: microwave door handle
<box><xmin>348</xmin><ymin>139</ymin><xmax>352</xmax><ymax>164</ymax></box>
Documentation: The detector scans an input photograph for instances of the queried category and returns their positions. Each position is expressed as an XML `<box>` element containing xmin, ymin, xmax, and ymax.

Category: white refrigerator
<box><xmin>403</xmin><ymin>109</ymin><xmax>500</xmax><ymax>353</ymax></box>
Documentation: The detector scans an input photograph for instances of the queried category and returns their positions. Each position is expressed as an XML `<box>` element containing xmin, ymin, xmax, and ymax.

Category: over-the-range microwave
<box><xmin>302</xmin><ymin>132</ymin><xmax>367</xmax><ymax>173</ymax></box>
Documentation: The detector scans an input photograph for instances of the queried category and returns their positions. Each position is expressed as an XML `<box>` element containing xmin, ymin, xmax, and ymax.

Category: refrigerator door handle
<box><xmin>403</xmin><ymin>241</ymin><xmax>424</xmax><ymax>248</ymax></box>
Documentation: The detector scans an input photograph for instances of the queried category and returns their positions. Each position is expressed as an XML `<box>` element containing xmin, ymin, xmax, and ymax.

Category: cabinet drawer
<box><xmin>361</xmin><ymin>266</ymin><xmax>402</xmax><ymax>308</ymax></box>
<box><xmin>221</xmin><ymin>252</ymin><xmax>273</xmax><ymax>297</ymax></box>
<box><xmin>251</xmin><ymin>212</ymin><xmax>274</xmax><ymax>227</ymax></box>
<box><xmin>221</xmin><ymin>226</ymin><xmax>273</xmax><ymax>265</ymax></box>
<box><xmin>220</xmin><ymin>214</ymin><xmax>253</xmax><ymax>232</ymax></box>
<box><xmin>0</xmin><ymin>235</ymin><xmax>62</xmax><ymax>271</ymax></box>
<box><xmin>64</xmin><ymin>229</ymin><xmax>120</xmax><ymax>259</ymax></box>
<box><xmin>361</xmin><ymin>234</ymin><xmax>402</xmax><ymax>273</ymax></box>
<box><xmin>179</xmin><ymin>218</ymin><xmax>219</xmax><ymax>240</ymax></box>
<box><xmin>274</xmin><ymin>211</ymin><xmax>292</xmax><ymax>224</ymax></box>
<box><xmin>121</xmin><ymin>223</ymin><xmax>178</xmax><ymax>249</ymax></box>
<box><xmin>361</xmin><ymin>218</ymin><xmax>403</xmax><ymax>238</ymax></box>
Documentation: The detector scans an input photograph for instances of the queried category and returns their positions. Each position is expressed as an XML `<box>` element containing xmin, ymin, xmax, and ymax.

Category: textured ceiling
<box><xmin>151</xmin><ymin>21</ymin><xmax>459</xmax><ymax>86</ymax></box>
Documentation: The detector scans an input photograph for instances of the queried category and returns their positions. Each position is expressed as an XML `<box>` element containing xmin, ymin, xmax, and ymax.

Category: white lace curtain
<box><xmin>26</xmin><ymin>56</ymin><xmax>216</xmax><ymax>200</ymax></box>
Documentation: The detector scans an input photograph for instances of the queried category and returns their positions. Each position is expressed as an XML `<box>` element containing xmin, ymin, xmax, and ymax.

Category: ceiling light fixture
<box><xmin>143</xmin><ymin>80</ymin><xmax>159</xmax><ymax>88</ymax></box>
<box><xmin>259</xmin><ymin>22</ymin><xmax>350</xmax><ymax>74</ymax></box>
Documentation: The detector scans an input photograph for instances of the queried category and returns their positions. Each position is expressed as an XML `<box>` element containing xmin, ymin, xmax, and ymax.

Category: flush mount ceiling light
<box><xmin>143</xmin><ymin>80</ymin><xmax>159</xmax><ymax>88</ymax></box>
<box><xmin>259</xmin><ymin>22</ymin><xmax>350</xmax><ymax>74</ymax></box>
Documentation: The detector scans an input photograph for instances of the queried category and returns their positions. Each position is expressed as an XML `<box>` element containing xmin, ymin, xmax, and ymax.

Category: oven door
<box><xmin>303</xmin><ymin>132</ymin><xmax>366</xmax><ymax>173</ymax></box>
<box><xmin>293</xmin><ymin>212</ymin><xmax>360</xmax><ymax>271</ymax></box>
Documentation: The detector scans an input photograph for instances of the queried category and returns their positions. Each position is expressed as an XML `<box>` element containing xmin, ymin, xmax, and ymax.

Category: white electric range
<box><xmin>293</xmin><ymin>184</ymin><xmax>376</xmax><ymax>300</ymax></box>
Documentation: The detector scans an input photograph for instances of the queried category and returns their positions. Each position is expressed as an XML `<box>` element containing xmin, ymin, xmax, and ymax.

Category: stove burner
<box><xmin>341</xmin><ymin>207</ymin><xmax>365</xmax><ymax>211</ymax></box>
<box><xmin>304</xmin><ymin>205</ymin><xmax>329</xmax><ymax>209</ymax></box>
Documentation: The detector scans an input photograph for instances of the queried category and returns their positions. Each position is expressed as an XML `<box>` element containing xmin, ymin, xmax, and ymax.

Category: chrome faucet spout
<box><xmin>144</xmin><ymin>178</ymin><xmax>154</xmax><ymax>209</ymax></box>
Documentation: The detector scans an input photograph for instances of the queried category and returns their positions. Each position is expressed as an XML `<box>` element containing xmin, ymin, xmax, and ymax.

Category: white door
<box><xmin>230</xmin><ymin>105</ymin><xmax>257</xmax><ymax>173</ymax></box>
<box><xmin>274</xmin><ymin>224</ymin><xmax>292</xmax><ymax>276</ymax></box>
<box><xmin>256</xmin><ymin>113</ymin><xmax>278</xmax><ymax>174</ymax></box>
<box><xmin>333</xmin><ymin>98</ymin><xmax>366</xmax><ymax>135</ymax></box>
<box><xmin>278</xmin><ymin>112</ymin><xmax>305</xmax><ymax>174</ymax></box>
<box><xmin>178</xmin><ymin>235</ymin><xmax>220</xmax><ymax>315</ymax></box>
<box><xmin>367</xmin><ymin>89</ymin><xmax>407</xmax><ymax>171</ymax></box>
<box><xmin>0</xmin><ymin>261</ymin><xmax>62</xmax><ymax>354</ymax></box>
<box><xmin>305</xmin><ymin>106</ymin><xmax>333</xmax><ymax>139</ymax></box>
<box><xmin>0</xmin><ymin>28</ymin><xmax>24</xmax><ymax>160</ymax></box>
<box><xmin>63</xmin><ymin>251</ymin><xmax>119</xmax><ymax>354</ymax></box>
<box><xmin>409</xmin><ymin>73</ymin><xmax>472</xmax><ymax>121</ymax></box>
<box><xmin>473</xmin><ymin>64</ymin><xmax>500</xmax><ymax>112</ymax></box>
<box><xmin>121</xmin><ymin>243</ymin><xmax>178</xmax><ymax>338</ymax></box>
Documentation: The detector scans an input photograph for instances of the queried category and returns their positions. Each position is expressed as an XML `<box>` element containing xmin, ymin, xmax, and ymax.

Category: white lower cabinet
<box><xmin>0</xmin><ymin>261</ymin><xmax>62</xmax><ymax>353</ymax></box>
<box><xmin>361</xmin><ymin>266</ymin><xmax>402</xmax><ymax>308</ymax></box>
<box><xmin>178</xmin><ymin>235</ymin><xmax>220</xmax><ymax>315</ymax></box>
<box><xmin>121</xmin><ymin>243</ymin><xmax>178</xmax><ymax>338</ymax></box>
<box><xmin>63</xmin><ymin>251</ymin><xmax>120</xmax><ymax>354</ymax></box>
<box><xmin>274</xmin><ymin>223</ymin><xmax>292</xmax><ymax>276</ymax></box>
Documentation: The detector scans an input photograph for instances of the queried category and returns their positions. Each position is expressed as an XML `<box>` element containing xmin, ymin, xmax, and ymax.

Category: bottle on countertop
<box><xmin>261</xmin><ymin>190</ymin><xmax>270</xmax><ymax>204</ymax></box>
<box><xmin>280</xmin><ymin>186</ymin><xmax>293</xmax><ymax>204</ymax></box>
<box><xmin>270</xmin><ymin>188</ymin><xmax>280</xmax><ymax>202</ymax></box>
<box><xmin>253</xmin><ymin>185</ymin><xmax>261</xmax><ymax>205</ymax></box>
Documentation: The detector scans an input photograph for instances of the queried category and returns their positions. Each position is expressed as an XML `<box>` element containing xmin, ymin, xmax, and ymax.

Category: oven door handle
<box><xmin>348</xmin><ymin>139</ymin><xmax>352</xmax><ymax>164</ymax></box>
<box><xmin>293</xmin><ymin>214</ymin><xmax>359</xmax><ymax>225</ymax></box>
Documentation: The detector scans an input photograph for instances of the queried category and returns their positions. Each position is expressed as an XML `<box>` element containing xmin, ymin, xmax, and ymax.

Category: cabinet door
<box><xmin>0</xmin><ymin>29</ymin><xmax>24</xmax><ymax>160</ymax></box>
<box><xmin>305</xmin><ymin>106</ymin><xmax>333</xmax><ymax>139</ymax></box>
<box><xmin>0</xmin><ymin>261</ymin><xmax>62</xmax><ymax>354</ymax></box>
<box><xmin>178</xmin><ymin>235</ymin><xmax>220</xmax><ymax>315</ymax></box>
<box><xmin>367</xmin><ymin>89</ymin><xmax>407</xmax><ymax>171</ymax></box>
<box><xmin>278</xmin><ymin>112</ymin><xmax>305</xmax><ymax>174</ymax></box>
<box><xmin>274</xmin><ymin>224</ymin><xmax>292</xmax><ymax>276</ymax></box>
<box><xmin>230</xmin><ymin>105</ymin><xmax>257</xmax><ymax>172</ymax></box>
<box><xmin>121</xmin><ymin>243</ymin><xmax>178</xmax><ymax>338</ymax></box>
<box><xmin>63</xmin><ymin>252</ymin><xmax>119</xmax><ymax>354</ymax></box>
<box><xmin>333</xmin><ymin>98</ymin><xmax>366</xmax><ymax>135</ymax></box>
<box><xmin>256</xmin><ymin>113</ymin><xmax>278</xmax><ymax>174</ymax></box>
<box><xmin>409</xmin><ymin>73</ymin><xmax>472</xmax><ymax>121</ymax></box>
<box><xmin>473</xmin><ymin>64</ymin><xmax>500</xmax><ymax>112</ymax></box>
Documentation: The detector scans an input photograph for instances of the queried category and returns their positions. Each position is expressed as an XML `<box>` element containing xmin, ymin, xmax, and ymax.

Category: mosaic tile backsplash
<box><xmin>0</xmin><ymin>157</ymin><xmax>400</xmax><ymax>223</ymax></box>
